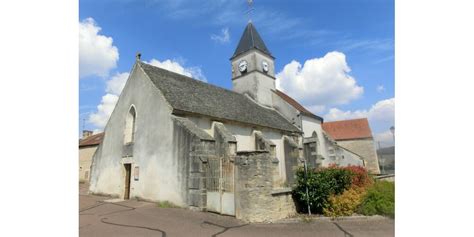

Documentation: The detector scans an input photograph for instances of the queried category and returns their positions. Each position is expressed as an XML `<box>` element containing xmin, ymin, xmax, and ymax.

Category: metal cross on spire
<box><xmin>245</xmin><ymin>0</ymin><xmax>254</xmax><ymax>23</ymax></box>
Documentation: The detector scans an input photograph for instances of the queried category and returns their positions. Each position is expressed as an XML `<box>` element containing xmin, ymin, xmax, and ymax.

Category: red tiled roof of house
<box><xmin>79</xmin><ymin>132</ymin><xmax>104</xmax><ymax>147</ymax></box>
<box><xmin>322</xmin><ymin>118</ymin><xmax>373</xmax><ymax>140</ymax></box>
<box><xmin>273</xmin><ymin>90</ymin><xmax>323</xmax><ymax>121</ymax></box>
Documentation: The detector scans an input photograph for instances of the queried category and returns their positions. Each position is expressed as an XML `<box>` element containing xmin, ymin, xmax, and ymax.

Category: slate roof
<box><xmin>322</xmin><ymin>118</ymin><xmax>373</xmax><ymax>140</ymax></box>
<box><xmin>273</xmin><ymin>90</ymin><xmax>323</xmax><ymax>121</ymax></box>
<box><xmin>231</xmin><ymin>22</ymin><xmax>273</xmax><ymax>59</ymax></box>
<box><xmin>79</xmin><ymin>132</ymin><xmax>104</xmax><ymax>147</ymax></box>
<box><xmin>139</xmin><ymin>62</ymin><xmax>300</xmax><ymax>133</ymax></box>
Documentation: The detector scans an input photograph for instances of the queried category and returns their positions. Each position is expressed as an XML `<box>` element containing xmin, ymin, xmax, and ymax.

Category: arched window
<box><xmin>124</xmin><ymin>106</ymin><xmax>136</xmax><ymax>144</ymax></box>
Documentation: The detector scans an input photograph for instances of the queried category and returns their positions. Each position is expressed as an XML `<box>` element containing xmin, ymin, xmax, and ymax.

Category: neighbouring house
<box><xmin>89</xmin><ymin>22</ymin><xmax>365</xmax><ymax>222</ymax></box>
<box><xmin>377</xmin><ymin>146</ymin><xmax>395</xmax><ymax>174</ymax></box>
<box><xmin>322</xmin><ymin>118</ymin><xmax>381</xmax><ymax>174</ymax></box>
<box><xmin>79</xmin><ymin>131</ymin><xmax>104</xmax><ymax>182</ymax></box>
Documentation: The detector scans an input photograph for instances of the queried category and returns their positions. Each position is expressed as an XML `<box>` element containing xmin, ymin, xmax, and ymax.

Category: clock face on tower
<box><xmin>238</xmin><ymin>60</ymin><xmax>248</xmax><ymax>72</ymax></box>
<box><xmin>262</xmin><ymin>60</ymin><xmax>269</xmax><ymax>73</ymax></box>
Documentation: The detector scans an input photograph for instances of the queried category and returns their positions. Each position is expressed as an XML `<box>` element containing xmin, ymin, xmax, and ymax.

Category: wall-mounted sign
<box><xmin>134</xmin><ymin>166</ymin><xmax>139</xmax><ymax>181</ymax></box>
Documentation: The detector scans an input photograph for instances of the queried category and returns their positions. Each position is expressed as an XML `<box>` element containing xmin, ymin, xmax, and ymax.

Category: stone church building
<box><xmin>89</xmin><ymin>22</ymin><xmax>369</xmax><ymax>222</ymax></box>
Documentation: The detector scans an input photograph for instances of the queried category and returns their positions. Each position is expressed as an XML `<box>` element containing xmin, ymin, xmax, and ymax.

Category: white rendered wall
<box><xmin>301</xmin><ymin>116</ymin><xmax>330</xmax><ymax>159</ymax></box>
<box><xmin>89</xmin><ymin>63</ymin><xmax>187</xmax><ymax>205</ymax></box>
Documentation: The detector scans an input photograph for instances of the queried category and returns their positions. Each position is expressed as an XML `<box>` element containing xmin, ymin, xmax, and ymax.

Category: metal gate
<box><xmin>206</xmin><ymin>157</ymin><xmax>235</xmax><ymax>215</ymax></box>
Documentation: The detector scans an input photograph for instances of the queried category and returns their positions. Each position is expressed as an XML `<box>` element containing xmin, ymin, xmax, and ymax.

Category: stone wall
<box><xmin>235</xmin><ymin>151</ymin><xmax>296</xmax><ymax>222</ymax></box>
<box><xmin>283</xmin><ymin>136</ymin><xmax>300</xmax><ymax>185</ymax></box>
<box><xmin>79</xmin><ymin>146</ymin><xmax>97</xmax><ymax>182</ymax></box>
<box><xmin>172</xmin><ymin>116</ymin><xmax>216</xmax><ymax>211</ymax></box>
<box><xmin>188</xmin><ymin>140</ymin><xmax>215</xmax><ymax>210</ymax></box>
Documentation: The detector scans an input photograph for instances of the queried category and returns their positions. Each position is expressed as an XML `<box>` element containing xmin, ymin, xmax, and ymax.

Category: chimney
<box><xmin>82</xmin><ymin>130</ymin><xmax>93</xmax><ymax>139</ymax></box>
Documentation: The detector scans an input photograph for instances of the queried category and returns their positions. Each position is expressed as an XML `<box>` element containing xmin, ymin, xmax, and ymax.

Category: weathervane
<box><xmin>245</xmin><ymin>0</ymin><xmax>254</xmax><ymax>22</ymax></box>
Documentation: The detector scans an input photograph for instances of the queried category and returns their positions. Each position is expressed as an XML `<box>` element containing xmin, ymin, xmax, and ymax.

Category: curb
<box><xmin>274</xmin><ymin>215</ymin><xmax>390</xmax><ymax>223</ymax></box>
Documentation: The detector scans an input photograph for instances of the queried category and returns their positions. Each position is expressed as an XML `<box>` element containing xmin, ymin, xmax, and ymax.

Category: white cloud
<box><xmin>374</xmin><ymin>130</ymin><xmax>395</xmax><ymax>148</ymax></box>
<box><xmin>324</xmin><ymin>108</ymin><xmax>368</xmax><ymax>121</ymax></box>
<box><xmin>146</xmin><ymin>58</ymin><xmax>207</xmax><ymax>82</ymax></box>
<box><xmin>211</xmin><ymin>27</ymin><xmax>230</xmax><ymax>44</ymax></box>
<box><xmin>368</xmin><ymin>98</ymin><xmax>395</xmax><ymax>123</ymax></box>
<box><xmin>306</xmin><ymin>105</ymin><xmax>326</xmax><ymax>115</ymax></box>
<box><xmin>88</xmin><ymin>93</ymin><xmax>119</xmax><ymax>129</ymax></box>
<box><xmin>376</xmin><ymin>85</ymin><xmax>385</xmax><ymax>93</ymax></box>
<box><xmin>106</xmin><ymin>72</ymin><xmax>130</xmax><ymax>95</ymax></box>
<box><xmin>79</xmin><ymin>18</ymin><xmax>119</xmax><ymax>78</ymax></box>
<box><xmin>87</xmin><ymin>72</ymin><xmax>130</xmax><ymax>129</ymax></box>
<box><xmin>324</xmin><ymin>98</ymin><xmax>395</xmax><ymax>133</ymax></box>
<box><xmin>276</xmin><ymin>51</ymin><xmax>364</xmax><ymax>109</ymax></box>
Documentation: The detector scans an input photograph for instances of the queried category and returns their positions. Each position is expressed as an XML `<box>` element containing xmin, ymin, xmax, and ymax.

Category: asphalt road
<box><xmin>79</xmin><ymin>184</ymin><xmax>394</xmax><ymax>237</ymax></box>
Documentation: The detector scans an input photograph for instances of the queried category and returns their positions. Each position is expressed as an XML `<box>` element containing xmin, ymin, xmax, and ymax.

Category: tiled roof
<box><xmin>79</xmin><ymin>132</ymin><xmax>104</xmax><ymax>147</ymax></box>
<box><xmin>139</xmin><ymin>62</ymin><xmax>300</xmax><ymax>133</ymax></box>
<box><xmin>322</xmin><ymin>118</ymin><xmax>373</xmax><ymax>140</ymax></box>
<box><xmin>273</xmin><ymin>90</ymin><xmax>323</xmax><ymax>121</ymax></box>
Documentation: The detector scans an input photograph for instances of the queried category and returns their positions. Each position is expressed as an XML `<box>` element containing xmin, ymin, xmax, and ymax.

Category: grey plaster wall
<box><xmin>231</xmin><ymin>50</ymin><xmax>276</xmax><ymax>107</ymax></box>
<box><xmin>337</xmin><ymin>139</ymin><xmax>381</xmax><ymax>174</ymax></box>
<box><xmin>231</xmin><ymin>50</ymin><xmax>275</xmax><ymax>78</ymax></box>
<box><xmin>89</xmin><ymin>62</ymin><xmax>186</xmax><ymax>204</ymax></box>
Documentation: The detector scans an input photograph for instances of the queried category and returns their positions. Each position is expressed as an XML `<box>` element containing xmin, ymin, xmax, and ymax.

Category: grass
<box><xmin>300</xmin><ymin>215</ymin><xmax>313</xmax><ymax>223</ymax></box>
<box><xmin>358</xmin><ymin>181</ymin><xmax>395</xmax><ymax>218</ymax></box>
<box><xmin>156</xmin><ymin>201</ymin><xmax>179</xmax><ymax>208</ymax></box>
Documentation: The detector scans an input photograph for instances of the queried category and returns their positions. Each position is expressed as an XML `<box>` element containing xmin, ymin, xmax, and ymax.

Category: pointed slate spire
<box><xmin>231</xmin><ymin>22</ymin><xmax>273</xmax><ymax>59</ymax></box>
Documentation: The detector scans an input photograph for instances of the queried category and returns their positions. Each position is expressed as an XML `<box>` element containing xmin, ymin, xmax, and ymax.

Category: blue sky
<box><xmin>79</xmin><ymin>0</ymin><xmax>394</xmax><ymax>146</ymax></box>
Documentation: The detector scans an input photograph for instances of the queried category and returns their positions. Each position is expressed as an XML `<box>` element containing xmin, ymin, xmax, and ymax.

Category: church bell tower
<box><xmin>230</xmin><ymin>22</ymin><xmax>276</xmax><ymax>108</ymax></box>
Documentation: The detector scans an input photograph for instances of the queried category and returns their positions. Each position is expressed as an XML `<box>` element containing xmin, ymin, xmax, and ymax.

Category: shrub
<box><xmin>342</xmin><ymin>165</ymin><xmax>374</xmax><ymax>188</ymax></box>
<box><xmin>293</xmin><ymin>167</ymin><xmax>353</xmax><ymax>214</ymax></box>
<box><xmin>358</xmin><ymin>181</ymin><xmax>395</xmax><ymax>218</ymax></box>
<box><xmin>323</xmin><ymin>187</ymin><xmax>366</xmax><ymax>217</ymax></box>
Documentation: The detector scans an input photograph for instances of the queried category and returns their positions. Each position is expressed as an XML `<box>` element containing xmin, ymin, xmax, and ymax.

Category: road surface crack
<box><xmin>202</xmin><ymin>221</ymin><xmax>249</xmax><ymax>237</ymax></box>
<box><xmin>333</xmin><ymin>222</ymin><xmax>354</xmax><ymax>237</ymax></box>
<box><xmin>100</xmin><ymin>217</ymin><xmax>167</xmax><ymax>236</ymax></box>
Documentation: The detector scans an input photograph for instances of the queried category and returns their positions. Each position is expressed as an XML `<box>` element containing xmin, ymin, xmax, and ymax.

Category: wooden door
<box><xmin>124</xmin><ymin>164</ymin><xmax>131</xmax><ymax>199</ymax></box>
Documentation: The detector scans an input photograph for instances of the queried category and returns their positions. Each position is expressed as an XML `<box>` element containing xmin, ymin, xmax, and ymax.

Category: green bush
<box><xmin>323</xmin><ymin>187</ymin><xmax>366</xmax><ymax>217</ymax></box>
<box><xmin>358</xmin><ymin>181</ymin><xmax>395</xmax><ymax>218</ymax></box>
<box><xmin>293</xmin><ymin>167</ymin><xmax>353</xmax><ymax>214</ymax></box>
